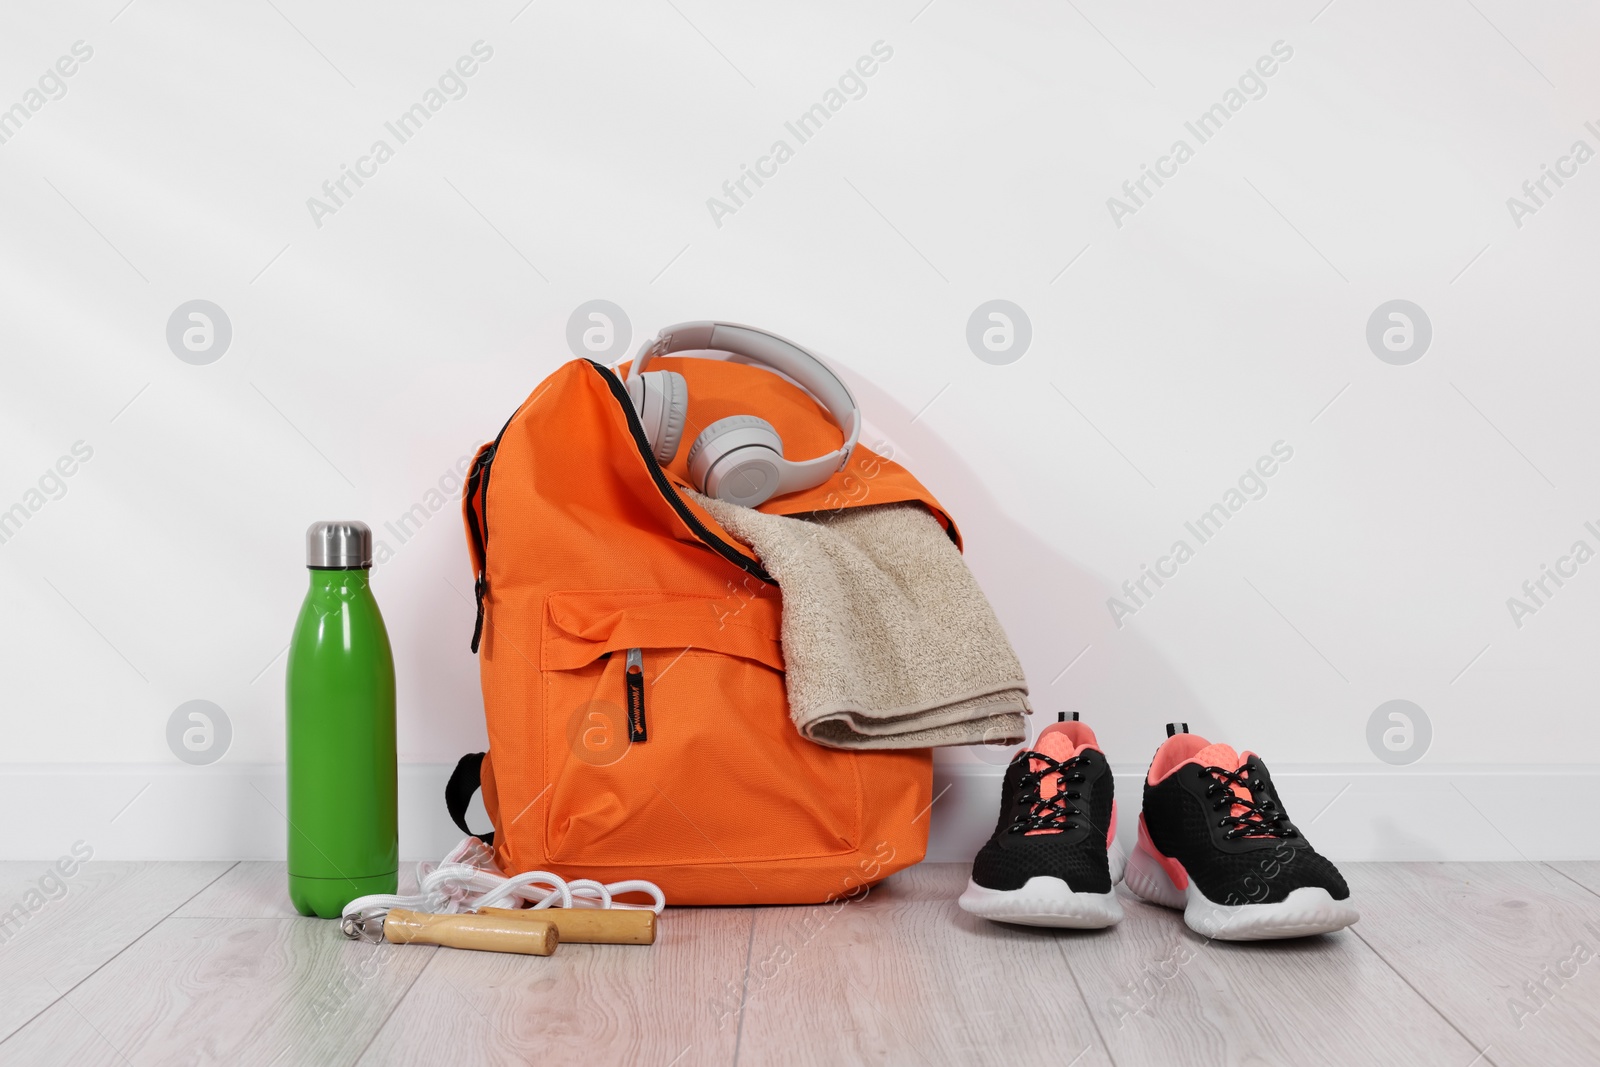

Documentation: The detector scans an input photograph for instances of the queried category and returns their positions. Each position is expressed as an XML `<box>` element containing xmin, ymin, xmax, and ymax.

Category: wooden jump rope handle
<box><xmin>383</xmin><ymin>908</ymin><xmax>558</xmax><ymax>955</ymax></box>
<box><xmin>477</xmin><ymin>906</ymin><xmax>657</xmax><ymax>945</ymax></box>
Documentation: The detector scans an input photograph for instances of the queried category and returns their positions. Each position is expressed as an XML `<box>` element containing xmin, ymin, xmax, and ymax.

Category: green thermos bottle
<box><xmin>286</xmin><ymin>521</ymin><xmax>398</xmax><ymax>918</ymax></box>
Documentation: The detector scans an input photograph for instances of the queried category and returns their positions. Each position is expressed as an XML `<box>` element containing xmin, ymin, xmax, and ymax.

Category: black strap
<box><xmin>445</xmin><ymin>752</ymin><xmax>494</xmax><ymax>845</ymax></box>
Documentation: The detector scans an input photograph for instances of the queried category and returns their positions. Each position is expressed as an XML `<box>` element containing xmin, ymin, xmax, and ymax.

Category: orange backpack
<box><xmin>450</xmin><ymin>355</ymin><xmax>957</xmax><ymax>904</ymax></box>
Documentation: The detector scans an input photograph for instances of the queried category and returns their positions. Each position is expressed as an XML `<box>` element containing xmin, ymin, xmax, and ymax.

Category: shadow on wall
<box><xmin>834</xmin><ymin>367</ymin><xmax>1209</xmax><ymax>767</ymax></box>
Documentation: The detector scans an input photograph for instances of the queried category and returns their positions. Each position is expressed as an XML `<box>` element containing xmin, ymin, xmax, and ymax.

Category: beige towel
<box><xmin>692</xmin><ymin>494</ymin><xmax>1030</xmax><ymax>750</ymax></box>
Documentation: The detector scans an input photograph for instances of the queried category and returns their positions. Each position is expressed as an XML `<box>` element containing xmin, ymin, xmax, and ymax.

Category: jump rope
<box><xmin>341</xmin><ymin>837</ymin><xmax>665</xmax><ymax>951</ymax></box>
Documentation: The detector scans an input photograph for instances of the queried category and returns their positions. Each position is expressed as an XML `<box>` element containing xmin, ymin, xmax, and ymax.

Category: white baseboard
<box><xmin>2</xmin><ymin>763</ymin><xmax>1595</xmax><ymax>863</ymax></box>
<box><xmin>0</xmin><ymin>764</ymin><xmax>487</xmax><ymax>864</ymax></box>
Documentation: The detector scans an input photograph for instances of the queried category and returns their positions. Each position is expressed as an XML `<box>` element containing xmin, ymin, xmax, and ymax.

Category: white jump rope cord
<box><xmin>340</xmin><ymin>837</ymin><xmax>665</xmax><ymax>940</ymax></box>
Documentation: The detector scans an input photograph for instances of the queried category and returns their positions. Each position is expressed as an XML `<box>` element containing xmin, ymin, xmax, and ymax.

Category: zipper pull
<box><xmin>625</xmin><ymin>647</ymin><xmax>647</xmax><ymax>742</ymax></box>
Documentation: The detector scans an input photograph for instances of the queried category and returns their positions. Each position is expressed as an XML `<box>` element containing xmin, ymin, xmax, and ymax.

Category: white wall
<box><xmin>3</xmin><ymin>0</ymin><xmax>1598</xmax><ymax>863</ymax></box>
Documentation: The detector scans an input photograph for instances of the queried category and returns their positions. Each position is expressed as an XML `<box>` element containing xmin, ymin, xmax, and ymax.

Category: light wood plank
<box><xmin>1068</xmin><ymin>878</ymin><xmax>1482</xmax><ymax>1066</ymax></box>
<box><xmin>358</xmin><ymin>907</ymin><xmax>750</xmax><ymax>1066</ymax></box>
<box><xmin>864</xmin><ymin>858</ymin><xmax>969</xmax><ymax>904</ymax></box>
<box><xmin>0</xmin><ymin>1004</ymin><xmax>123</xmax><ymax>1067</ymax></box>
<box><xmin>0</xmin><ymin>860</ymin><xmax>233</xmax><ymax>1042</ymax></box>
<box><xmin>1347</xmin><ymin>862</ymin><xmax>1600</xmax><ymax>1067</ymax></box>
<box><xmin>1547</xmin><ymin>861</ymin><xmax>1600</xmax><ymax>900</ymax></box>
<box><xmin>174</xmin><ymin>861</ymin><xmax>426</xmax><ymax>920</ymax></box>
<box><xmin>1</xmin><ymin>916</ymin><xmax>432</xmax><ymax>1066</ymax></box>
<box><xmin>734</xmin><ymin>869</ymin><xmax>1113</xmax><ymax>1067</ymax></box>
<box><xmin>4</xmin><ymin>860</ymin><xmax>1596</xmax><ymax>1065</ymax></box>
<box><xmin>170</xmin><ymin>860</ymin><xmax>302</xmax><ymax>920</ymax></box>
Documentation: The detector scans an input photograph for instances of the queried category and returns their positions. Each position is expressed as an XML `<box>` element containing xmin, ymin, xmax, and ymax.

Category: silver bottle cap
<box><xmin>306</xmin><ymin>520</ymin><xmax>373</xmax><ymax>569</ymax></box>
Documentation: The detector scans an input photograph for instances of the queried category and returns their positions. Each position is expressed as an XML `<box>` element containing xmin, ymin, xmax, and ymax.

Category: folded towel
<box><xmin>692</xmin><ymin>493</ymin><xmax>1030</xmax><ymax>750</ymax></box>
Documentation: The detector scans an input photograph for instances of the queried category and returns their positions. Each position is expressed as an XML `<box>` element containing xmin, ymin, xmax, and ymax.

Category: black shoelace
<box><xmin>1202</xmin><ymin>764</ymin><xmax>1298</xmax><ymax>840</ymax></box>
<box><xmin>1008</xmin><ymin>753</ymin><xmax>1089</xmax><ymax>833</ymax></box>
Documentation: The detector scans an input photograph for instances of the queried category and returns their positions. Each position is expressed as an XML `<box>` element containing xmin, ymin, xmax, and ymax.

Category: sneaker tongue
<box><xmin>1190</xmin><ymin>742</ymin><xmax>1253</xmax><ymax>810</ymax></box>
<box><xmin>1026</xmin><ymin>727</ymin><xmax>1086</xmax><ymax>811</ymax></box>
<box><xmin>1032</xmin><ymin>728</ymin><xmax>1082</xmax><ymax>764</ymax></box>
<box><xmin>1192</xmin><ymin>742</ymin><xmax>1243</xmax><ymax>770</ymax></box>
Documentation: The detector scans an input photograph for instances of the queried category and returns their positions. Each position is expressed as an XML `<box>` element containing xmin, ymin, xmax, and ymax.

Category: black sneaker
<box><xmin>958</xmin><ymin>714</ymin><xmax>1124</xmax><ymax>928</ymax></box>
<box><xmin>1126</xmin><ymin>723</ymin><xmax>1358</xmax><ymax>940</ymax></box>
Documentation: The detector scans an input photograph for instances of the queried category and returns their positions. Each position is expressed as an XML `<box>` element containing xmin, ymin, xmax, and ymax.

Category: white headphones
<box><xmin>625</xmin><ymin>321</ymin><xmax>861</xmax><ymax>507</ymax></box>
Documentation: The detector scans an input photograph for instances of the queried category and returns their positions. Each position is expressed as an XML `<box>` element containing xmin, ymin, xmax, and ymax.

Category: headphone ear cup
<box><xmin>688</xmin><ymin>415</ymin><xmax>785</xmax><ymax>507</ymax></box>
<box><xmin>627</xmin><ymin>370</ymin><xmax>689</xmax><ymax>464</ymax></box>
<box><xmin>654</xmin><ymin>370</ymin><xmax>688</xmax><ymax>462</ymax></box>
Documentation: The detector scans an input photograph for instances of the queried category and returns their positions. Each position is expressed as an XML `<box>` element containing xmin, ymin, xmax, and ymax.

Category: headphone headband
<box><xmin>629</xmin><ymin>321</ymin><xmax>861</xmax><ymax>479</ymax></box>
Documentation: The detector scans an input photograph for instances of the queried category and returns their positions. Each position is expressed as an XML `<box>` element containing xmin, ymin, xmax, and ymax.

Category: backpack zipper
<box><xmin>587</xmin><ymin>360</ymin><xmax>959</xmax><ymax>556</ymax></box>
<box><xmin>465</xmin><ymin>413</ymin><xmax>515</xmax><ymax>653</ymax></box>
<box><xmin>584</xmin><ymin>360</ymin><xmax>773</xmax><ymax>586</ymax></box>
<box><xmin>467</xmin><ymin>364</ymin><xmax>774</xmax><ymax>654</ymax></box>
<box><xmin>624</xmin><ymin>647</ymin><xmax>647</xmax><ymax>742</ymax></box>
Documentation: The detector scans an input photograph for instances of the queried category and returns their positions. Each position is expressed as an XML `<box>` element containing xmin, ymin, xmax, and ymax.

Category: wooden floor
<box><xmin>1</xmin><ymin>861</ymin><xmax>1597</xmax><ymax>1066</ymax></box>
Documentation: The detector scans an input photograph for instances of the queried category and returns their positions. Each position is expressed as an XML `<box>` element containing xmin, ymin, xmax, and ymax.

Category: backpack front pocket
<box><xmin>540</xmin><ymin>590</ymin><xmax>862</xmax><ymax>868</ymax></box>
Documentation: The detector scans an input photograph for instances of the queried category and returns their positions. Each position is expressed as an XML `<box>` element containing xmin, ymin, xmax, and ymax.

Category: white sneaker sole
<box><xmin>1124</xmin><ymin>843</ymin><xmax>1358</xmax><ymax>940</ymax></box>
<box><xmin>958</xmin><ymin>849</ymin><xmax>1127</xmax><ymax>929</ymax></box>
